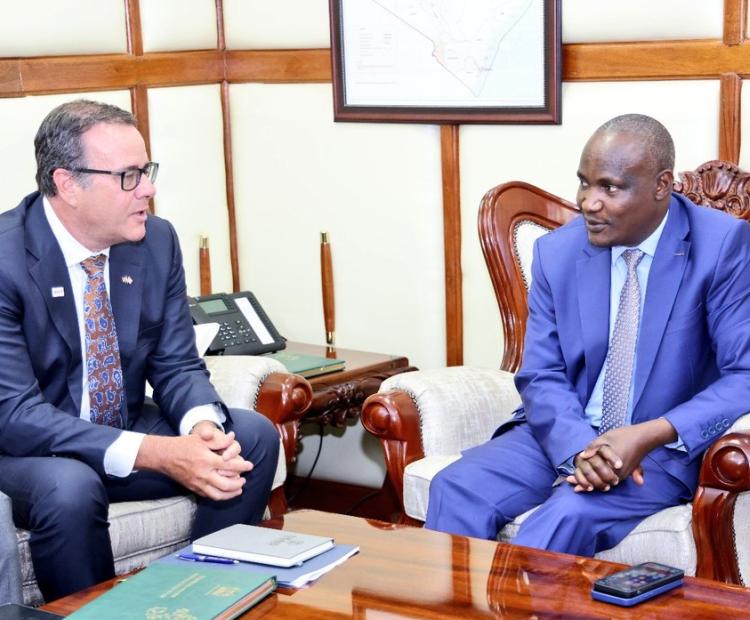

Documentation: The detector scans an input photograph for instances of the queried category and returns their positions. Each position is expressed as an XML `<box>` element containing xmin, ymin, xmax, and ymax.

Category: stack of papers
<box><xmin>158</xmin><ymin>543</ymin><xmax>359</xmax><ymax>588</ymax></box>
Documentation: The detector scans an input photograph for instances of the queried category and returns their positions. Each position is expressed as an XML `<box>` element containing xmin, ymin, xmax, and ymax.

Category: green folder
<box><xmin>66</xmin><ymin>564</ymin><xmax>276</xmax><ymax>620</ymax></box>
<box><xmin>265</xmin><ymin>350</ymin><xmax>345</xmax><ymax>378</ymax></box>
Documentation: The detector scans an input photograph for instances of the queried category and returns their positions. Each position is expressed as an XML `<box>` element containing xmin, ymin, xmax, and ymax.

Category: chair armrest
<box><xmin>362</xmin><ymin>389</ymin><xmax>424</xmax><ymax>512</ymax></box>
<box><xmin>692</xmin><ymin>414</ymin><xmax>750</xmax><ymax>584</ymax></box>
<box><xmin>204</xmin><ymin>355</ymin><xmax>313</xmax><ymax>465</ymax></box>
<box><xmin>362</xmin><ymin>367</ymin><xmax>519</xmax><ymax>521</ymax></box>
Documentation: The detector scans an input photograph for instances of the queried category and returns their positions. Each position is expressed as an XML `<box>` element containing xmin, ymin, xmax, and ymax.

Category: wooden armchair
<box><xmin>361</xmin><ymin>161</ymin><xmax>750</xmax><ymax>584</ymax></box>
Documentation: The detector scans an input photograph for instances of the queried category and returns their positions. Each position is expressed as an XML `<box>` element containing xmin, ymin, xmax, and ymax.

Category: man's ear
<box><xmin>654</xmin><ymin>169</ymin><xmax>674</xmax><ymax>201</ymax></box>
<box><xmin>52</xmin><ymin>168</ymin><xmax>79</xmax><ymax>205</ymax></box>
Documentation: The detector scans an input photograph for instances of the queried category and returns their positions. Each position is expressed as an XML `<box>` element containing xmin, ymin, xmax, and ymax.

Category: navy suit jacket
<box><xmin>0</xmin><ymin>192</ymin><xmax>223</xmax><ymax>476</ymax></box>
<box><xmin>502</xmin><ymin>193</ymin><xmax>750</xmax><ymax>491</ymax></box>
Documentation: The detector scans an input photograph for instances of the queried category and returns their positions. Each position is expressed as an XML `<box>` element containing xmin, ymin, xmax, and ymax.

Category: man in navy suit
<box><xmin>0</xmin><ymin>100</ymin><xmax>279</xmax><ymax>601</ymax></box>
<box><xmin>426</xmin><ymin>114</ymin><xmax>750</xmax><ymax>555</ymax></box>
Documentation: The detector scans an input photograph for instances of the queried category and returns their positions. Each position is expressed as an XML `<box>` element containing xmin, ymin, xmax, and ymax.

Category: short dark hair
<box><xmin>34</xmin><ymin>99</ymin><xmax>136</xmax><ymax>197</ymax></box>
<box><xmin>594</xmin><ymin>113</ymin><xmax>675</xmax><ymax>174</ymax></box>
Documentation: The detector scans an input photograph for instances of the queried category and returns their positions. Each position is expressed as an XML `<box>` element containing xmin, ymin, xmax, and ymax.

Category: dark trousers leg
<box><xmin>107</xmin><ymin>405</ymin><xmax>280</xmax><ymax>538</ymax></box>
<box><xmin>0</xmin><ymin>456</ymin><xmax>113</xmax><ymax>602</ymax></box>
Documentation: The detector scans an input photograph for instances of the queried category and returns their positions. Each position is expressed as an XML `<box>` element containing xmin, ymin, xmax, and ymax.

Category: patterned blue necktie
<box><xmin>81</xmin><ymin>254</ymin><xmax>124</xmax><ymax>428</ymax></box>
<box><xmin>599</xmin><ymin>249</ymin><xmax>644</xmax><ymax>434</ymax></box>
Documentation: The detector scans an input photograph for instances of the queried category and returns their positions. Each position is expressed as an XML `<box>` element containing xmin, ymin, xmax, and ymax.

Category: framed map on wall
<box><xmin>329</xmin><ymin>0</ymin><xmax>561</xmax><ymax>124</ymax></box>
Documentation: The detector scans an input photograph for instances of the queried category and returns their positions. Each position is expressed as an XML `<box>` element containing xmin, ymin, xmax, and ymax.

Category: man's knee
<box><xmin>227</xmin><ymin>409</ymin><xmax>280</xmax><ymax>465</ymax></box>
<box><xmin>39</xmin><ymin>459</ymin><xmax>108</xmax><ymax>525</ymax></box>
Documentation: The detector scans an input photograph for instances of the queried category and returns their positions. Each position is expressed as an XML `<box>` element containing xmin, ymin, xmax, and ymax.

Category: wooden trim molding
<box><xmin>8</xmin><ymin>41</ymin><xmax>750</xmax><ymax>99</ymax></box>
<box><xmin>720</xmin><ymin>73</ymin><xmax>742</xmax><ymax>162</ymax></box>
<box><xmin>440</xmin><ymin>125</ymin><xmax>462</xmax><ymax>367</ymax></box>
<box><xmin>724</xmin><ymin>0</ymin><xmax>747</xmax><ymax>45</ymax></box>
<box><xmin>563</xmin><ymin>40</ymin><xmax>750</xmax><ymax>81</ymax></box>
<box><xmin>220</xmin><ymin>80</ymin><xmax>241</xmax><ymax>292</ymax></box>
<box><xmin>124</xmin><ymin>0</ymin><xmax>144</xmax><ymax>56</ymax></box>
<box><xmin>225</xmin><ymin>49</ymin><xmax>331</xmax><ymax>83</ymax></box>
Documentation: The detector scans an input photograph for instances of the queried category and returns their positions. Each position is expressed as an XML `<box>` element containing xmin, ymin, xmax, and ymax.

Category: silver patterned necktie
<box><xmin>599</xmin><ymin>249</ymin><xmax>645</xmax><ymax>435</ymax></box>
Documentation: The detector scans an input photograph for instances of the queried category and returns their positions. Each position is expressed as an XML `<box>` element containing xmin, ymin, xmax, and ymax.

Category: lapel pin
<box><xmin>121</xmin><ymin>275</ymin><xmax>134</xmax><ymax>285</ymax></box>
<box><xmin>51</xmin><ymin>286</ymin><xmax>65</xmax><ymax>298</ymax></box>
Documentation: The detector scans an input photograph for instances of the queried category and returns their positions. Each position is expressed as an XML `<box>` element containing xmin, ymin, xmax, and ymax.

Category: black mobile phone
<box><xmin>591</xmin><ymin>562</ymin><xmax>684</xmax><ymax>607</ymax></box>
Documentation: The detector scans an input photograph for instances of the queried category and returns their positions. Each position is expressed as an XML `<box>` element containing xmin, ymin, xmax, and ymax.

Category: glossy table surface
<box><xmin>45</xmin><ymin>509</ymin><xmax>750</xmax><ymax>618</ymax></box>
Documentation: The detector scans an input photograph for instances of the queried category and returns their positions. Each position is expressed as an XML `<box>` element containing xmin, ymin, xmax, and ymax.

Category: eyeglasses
<box><xmin>70</xmin><ymin>161</ymin><xmax>159</xmax><ymax>191</ymax></box>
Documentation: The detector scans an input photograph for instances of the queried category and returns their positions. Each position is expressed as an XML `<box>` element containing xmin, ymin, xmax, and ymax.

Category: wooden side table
<box><xmin>274</xmin><ymin>342</ymin><xmax>416</xmax><ymax>519</ymax></box>
<box><xmin>296</xmin><ymin>342</ymin><xmax>416</xmax><ymax>425</ymax></box>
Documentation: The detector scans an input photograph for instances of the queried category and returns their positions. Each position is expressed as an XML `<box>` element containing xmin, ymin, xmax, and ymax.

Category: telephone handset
<box><xmin>188</xmin><ymin>291</ymin><xmax>286</xmax><ymax>355</ymax></box>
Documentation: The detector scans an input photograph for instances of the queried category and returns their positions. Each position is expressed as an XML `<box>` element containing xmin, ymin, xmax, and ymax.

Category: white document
<box><xmin>193</xmin><ymin>322</ymin><xmax>220</xmax><ymax>356</ymax></box>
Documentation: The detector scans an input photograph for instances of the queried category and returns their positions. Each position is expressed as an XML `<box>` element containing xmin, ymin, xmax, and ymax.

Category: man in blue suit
<box><xmin>426</xmin><ymin>114</ymin><xmax>750</xmax><ymax>555</ymax></box>
<box><xmin>0</xmin><ymin>100</ymin><xmax>279</xmax><ymax>601</ymax></box>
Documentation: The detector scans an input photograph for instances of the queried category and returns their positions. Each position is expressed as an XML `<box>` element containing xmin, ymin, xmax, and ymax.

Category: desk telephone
<box><xmin>188</xmin><ymin>291</ymin><xmax>286</xmax><ymax>355</ymax></box>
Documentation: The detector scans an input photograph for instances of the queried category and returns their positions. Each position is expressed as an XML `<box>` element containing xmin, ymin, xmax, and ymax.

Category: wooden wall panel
<box><xmin>441</xmin><ymin>126</ymin><xmax>462</xmax><ymax>367</ymax></box>
<box><xmin>2</xmin><ymin>0</ymin><xmax>750</xmax><ymax>364</ymax></box>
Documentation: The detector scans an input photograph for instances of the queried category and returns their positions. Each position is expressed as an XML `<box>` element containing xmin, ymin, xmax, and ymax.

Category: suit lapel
<box><xmin>109</xmin><ymin>242</ymin><xmax>145</xmax><ymax>371</ymax></box>
<box><xmin>577</xmin><ymin>244</ymin><xmax>611</xmax><ymax>400</ymax></box>
<box><xmin>632</xmin><ymin>198</ymin><xmax>689</xmax><ymax>409</ymax></box>
<box><xmin>25</xmin><ymin>196</ymin><xmax>80</xmax><ymax>356</ymax></box>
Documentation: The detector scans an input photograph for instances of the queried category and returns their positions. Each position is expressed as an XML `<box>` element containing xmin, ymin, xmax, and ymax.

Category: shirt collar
<box><xmin>43</xmin><ymin>196</ymin><xmax>110</xmax><ymax>268</ymax></box>
<box><xmin>610</xmin><ymin>209</ymin><xmax>668</xmax><ymax>265</ymax></box>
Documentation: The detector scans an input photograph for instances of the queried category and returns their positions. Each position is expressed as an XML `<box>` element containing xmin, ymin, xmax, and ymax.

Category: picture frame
<box><xmin>329</xmin><ymin>0</ymin><xmax>561</xmax><ymax>124</ymax></box>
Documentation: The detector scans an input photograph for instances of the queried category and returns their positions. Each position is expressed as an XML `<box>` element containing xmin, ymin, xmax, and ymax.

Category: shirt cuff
<box><xmin>665</xmin><ymin>435</ymin><xmax>687</xmax><ymax>452</ymax></box>
<box><xmin>179</xmin><ymin>404</ymin><xmax>226</xmax><ymax>437</ymax></box>
<box><xmin>103</xmin><ymin>431</ymin><xmax>146</xmax><ymax>477</ymax></box>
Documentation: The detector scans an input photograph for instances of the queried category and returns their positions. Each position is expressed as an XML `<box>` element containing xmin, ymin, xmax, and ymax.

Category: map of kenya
<box><xmin>372</xmin><ymin>0</ymin><xmax>535</xmax><ymax>96</ymax></box>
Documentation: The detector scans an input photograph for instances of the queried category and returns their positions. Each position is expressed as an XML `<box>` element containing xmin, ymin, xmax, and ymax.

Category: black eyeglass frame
<box><xmin>70</xmin><ymin>161</ymin><xmax>159</xmax><ymax>191</ymax></box>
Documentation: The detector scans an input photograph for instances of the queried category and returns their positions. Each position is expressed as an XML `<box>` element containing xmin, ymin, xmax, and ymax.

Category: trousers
<box><xmin>425</xmin><ymin>423</ymin><xmax>690</xmax><ymax>554</ymax></box>
<box><xmin>0</xmin><ymin>404</ymin><xmax>279</xmax><ymax>602</ymax></box>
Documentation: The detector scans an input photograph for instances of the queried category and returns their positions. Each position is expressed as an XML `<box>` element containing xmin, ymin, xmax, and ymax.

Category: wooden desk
<box><xmin>44</xmin><ymin>510</ymin><xmax>750</xmax><ymax>618</ymax></box>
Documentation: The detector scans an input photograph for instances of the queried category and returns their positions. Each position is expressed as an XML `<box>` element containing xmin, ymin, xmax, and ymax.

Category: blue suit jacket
<box><xmin>0</xmin><ymin>192</ymin><xmax>223</xmax><ymax>476</ymax></box>
<box><xmin>502</xmin><ymin>193</ymin><xmax>750</xmax><ymax>491</ymax></box>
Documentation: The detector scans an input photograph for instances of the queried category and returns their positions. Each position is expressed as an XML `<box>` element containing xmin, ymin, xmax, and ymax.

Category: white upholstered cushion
<box><xmin>513</xmin><ymin>220</ymin><xmax>550</xmax><ymax>290</ymax></box>
<box><xmin>404</xmin><ymin>455</ymin><xmax>461</xmax><ymax>521</ymax></box>
<box><xmin>381</xmin><ymin>367</ymin><xmax>520</xmax><ymax>457</ymax></box>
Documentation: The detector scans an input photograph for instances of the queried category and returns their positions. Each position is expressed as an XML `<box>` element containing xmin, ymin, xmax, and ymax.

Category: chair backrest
<box><xmin>479</xmin><ymin>160</ymin><xmax>750</xmax><ymax>373</ymax></box>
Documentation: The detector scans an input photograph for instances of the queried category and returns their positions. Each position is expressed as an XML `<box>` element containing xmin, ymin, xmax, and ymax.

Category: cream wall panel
<box><xmin>461</xmin><ymin>80</ymin><xmax>720</xmax><ymax>369</ymax></box>
<box><xmin>0</xmin><ymin>91</ymin><xmax>131</xmax><ymax>213</ymax></box>
<box><xmin>140</xmin><ymin>0</ymin><xmax>217</xmax><ymax>52</ymax></box>
<box><xmin>224</xmin><ymin>0</ymin><xmax>330</xmax><ymax>49</ymax></box>
<box><xmin>0</xmin><ymin>0</ymin><xmax>126</xmax><ymax>56</ymax></box>
<box><xmin>147</xmin><ymin>85</ymin><xmax>233</xmax><ymax>297</ymax></box>
<box><xmin>230</xmin><ymin>83</ymin><xmax>444</xmax><ymax>373</ymax></box>
<box><xmin>563</xmin><ymin>0</ymin><xmax>722</xmax><ymax>43</ymax></box>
